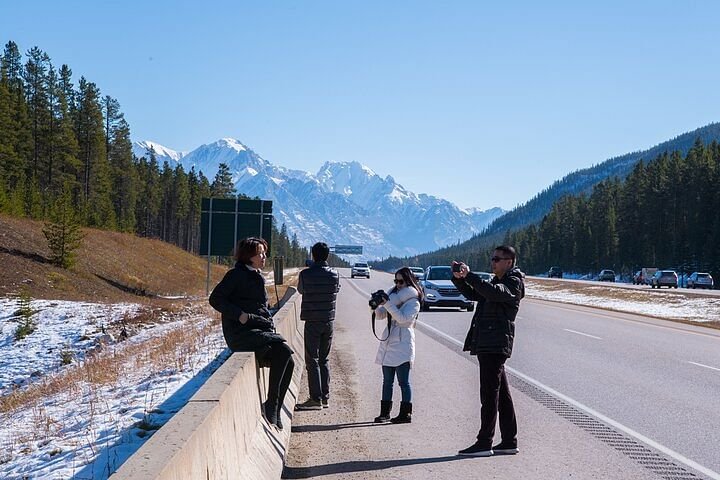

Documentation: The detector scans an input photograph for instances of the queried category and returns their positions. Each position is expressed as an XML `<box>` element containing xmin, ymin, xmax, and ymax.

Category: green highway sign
<box><xmin>333</xmin><ymin>245</ymin><xmax>363</xmax><ymax>254</ymax></box>
<box><xmin>200</xmin><ymin>198</ymin><xmax>273</xmax><ymax>256</ymax></box>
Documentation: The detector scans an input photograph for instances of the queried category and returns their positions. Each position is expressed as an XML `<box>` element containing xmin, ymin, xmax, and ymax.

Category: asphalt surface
<box><xmin>283</xmin><ymin>269</ymin><xmax>720</xmax><ymax>480</ymax></box>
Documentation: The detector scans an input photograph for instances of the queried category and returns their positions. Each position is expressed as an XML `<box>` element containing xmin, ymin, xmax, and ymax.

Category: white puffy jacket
<box><xmin>374</xmin><ymin>286</ymin><xmax>420</xmax><ymax>367</ymax></box>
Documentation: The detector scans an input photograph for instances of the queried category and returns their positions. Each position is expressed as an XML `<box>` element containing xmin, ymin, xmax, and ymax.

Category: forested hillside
<box><xmin>377</xmin><ymin>139</ymin><xmax>720</xmax><ymax>286</ymax></box>
<box><xmin>0</xmin><ymin>40</ymin><xmax>314</xmax><ymax>266</ymax></box>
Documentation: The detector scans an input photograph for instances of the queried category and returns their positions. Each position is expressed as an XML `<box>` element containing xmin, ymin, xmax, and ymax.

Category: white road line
<box><xmin>689</xmin><ymin>361</ymin><xmax>720</xmax><ymax>372</ymax></box>
<box><xmin>528</xmin><ymin>300</ymin><xmax>720</xmax><ymax>340</ymax></box>
<box><xmin>563</xmin><ymin>328</ymin><xmax>602</xmax><ymax>340</ymax></box>
<box><xmin>416</xmin><ymin>319</ymin><xmax>720</xmax><ymax>480</ymax></box>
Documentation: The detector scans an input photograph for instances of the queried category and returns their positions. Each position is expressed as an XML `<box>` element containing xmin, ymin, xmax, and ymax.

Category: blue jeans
<box><xmin>382</xmin><ymin>362</ymin><xmax>411</xmax><ymax>402</ymax></box>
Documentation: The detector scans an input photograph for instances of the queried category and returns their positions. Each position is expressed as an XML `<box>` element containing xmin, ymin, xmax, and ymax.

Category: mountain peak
<box><xmin>132</xmin><ymin>140</ymin><xmax>185</xmax><ymax>162</ymax></box>
<box><xmin>214</xmin><ymin>138</ymin><xmax>248</xmax><ymax>152</ymax></box>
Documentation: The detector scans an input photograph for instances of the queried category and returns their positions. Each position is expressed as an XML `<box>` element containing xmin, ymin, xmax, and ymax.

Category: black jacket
<box><xmin>451</xmin><ymin>267</ymin><xmax>525</xmax><ymax>358</ymax></box>
<box><xmin>209</xmin><ymin>262</ymin><xmax>286</xmax><ymax>352</ymax></box>
<box><xmin>297</xmin><ymin>261</ymin><xmax>340</xmax><ymax>322</ymax></box>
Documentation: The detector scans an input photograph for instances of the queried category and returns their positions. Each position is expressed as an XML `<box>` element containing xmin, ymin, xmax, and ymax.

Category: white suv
<box><xmin>421</xmin><ymin>266</ymin><xmax>473</xmax><ymax>311</ymax></box>
<box><xmin>351</xmin><ymin>262</ymin><xmax>371</xmax><ymax>278</ymax></box>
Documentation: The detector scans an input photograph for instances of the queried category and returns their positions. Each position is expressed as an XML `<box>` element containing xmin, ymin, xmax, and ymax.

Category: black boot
<box><xmin>374</xmin><ymin>400</ymin><xmax>393</xmax><ymax>423</ymax></box>
<box><xmin>263</xmin><ymin>400</ymin><xmax>278</xmax><ymax>427</ymax></box>
<box><xmin>390</xmin><ymin>401</ymin><xmax>412</xmax><ymax>424</ymax></box>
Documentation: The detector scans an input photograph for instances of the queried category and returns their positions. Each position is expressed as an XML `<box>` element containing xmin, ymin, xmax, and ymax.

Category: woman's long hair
<box><xmin>390</xmin><ymin>267</ymin><xmax>424</xmax><ymax>302</ymax></box>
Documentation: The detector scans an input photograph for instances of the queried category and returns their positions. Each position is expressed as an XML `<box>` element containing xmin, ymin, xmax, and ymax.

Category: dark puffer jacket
<box><xmin>451</xmin><ymin>267</ymin><xmax>525</xmax><ymax>358</ymax></box>
<box><xmin>297</xmin><ymin>261</ymin><xmax>340</xmax><ymax>322</ymax></box>
<box><xmin>209</xmin><ymin>262</ymin><xmax>286</xmax><ymax>352</ymax></box>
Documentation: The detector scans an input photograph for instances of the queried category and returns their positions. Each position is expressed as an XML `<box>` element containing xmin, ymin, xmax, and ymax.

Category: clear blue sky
<box><xmin>3</xmin><ymin>1</ymin><xmax>720</xmax><ymax>210</ymax></box>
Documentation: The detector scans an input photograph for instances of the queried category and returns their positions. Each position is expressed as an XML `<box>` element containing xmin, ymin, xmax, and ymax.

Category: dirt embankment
<box><xmin>0</xmin><ymin>214</ymin><xmax>227</xmax><ymax>304</ymax></box>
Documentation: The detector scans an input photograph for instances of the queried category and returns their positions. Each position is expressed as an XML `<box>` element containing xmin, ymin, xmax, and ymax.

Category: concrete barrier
<box><xmin>110</xmin><ymin>288</ymin><xmax>303</xmax><ymax>480</ymax></box>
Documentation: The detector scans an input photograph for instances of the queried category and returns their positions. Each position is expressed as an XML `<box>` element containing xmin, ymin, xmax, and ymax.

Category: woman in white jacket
<box><xmin>373</xmin><ymin>267</ymin><xmax>423</xmax><ymax>424</ymax></box>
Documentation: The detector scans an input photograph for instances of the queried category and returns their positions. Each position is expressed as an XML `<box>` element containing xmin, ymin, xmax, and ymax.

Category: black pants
<box><xmin>265</xmin><ymin>342</ymin><xmax>295</xmax><ymax>410</ymax></box>
<box><xmin>476</xmin><ymin>353</ymin><xmax>517</xmax><ymax>447</ymax></box>
<box><xmin>304</xmin><ymin>321</ymin><xmax>333</xmax><ymax>400</ymax></box>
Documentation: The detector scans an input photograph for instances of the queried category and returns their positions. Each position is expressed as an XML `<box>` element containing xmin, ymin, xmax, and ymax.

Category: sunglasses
<box><xmin>394</xmin><ymin>279</ymin><xmax>405</xmax><ymax>284</ymax></box>
<box><xmin>491</xmin><ymin>256</ymin><xmax>512</xmax><ymax>263</ymax></box>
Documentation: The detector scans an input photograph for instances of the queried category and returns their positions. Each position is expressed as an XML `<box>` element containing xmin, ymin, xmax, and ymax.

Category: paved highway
<box><xmin>284</xmin><ymin>269</ymin><xmax>720</xmax><ymax>479</ymax></box>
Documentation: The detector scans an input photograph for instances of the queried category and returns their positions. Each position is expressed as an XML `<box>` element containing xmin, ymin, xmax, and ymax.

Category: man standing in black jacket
<box><xmin>451</xmin><ymin>245</ymin><xmax>525</xmax><ymax>457</ymax></box>
<box><xmin>295</xmin><ymin>242</ymin><xmax>340</xmax><ymax>410</ymax></box>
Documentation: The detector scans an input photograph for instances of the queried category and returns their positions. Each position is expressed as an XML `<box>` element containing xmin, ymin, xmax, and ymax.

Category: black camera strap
<box><xmin>371</xmin><ymin>311</ymin><xmax>392</xmax><ymax>341</ymax></box>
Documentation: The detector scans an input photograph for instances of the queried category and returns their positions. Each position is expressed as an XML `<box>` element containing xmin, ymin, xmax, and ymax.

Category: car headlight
<box><xmin>425</xmin><ymin>293</ymin><xmax>436</xmax><ymax>299</ymax></box>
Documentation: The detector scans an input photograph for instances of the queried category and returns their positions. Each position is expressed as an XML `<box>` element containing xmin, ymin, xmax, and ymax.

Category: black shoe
<box><xmin>492</xmin><ymin>443</ymin><xmax>518</xmax><ymax>455</ymax></box>
<box><xmin>262</xmin><ymin>401</ymin><xmax>278</xmax><ymax>426</ymax></box>
<box><xmin>458</xmin><ymin>441</ymin><xmax>493</xmax><ymax>457</ymax></box>
<box><xmin>294</xmin><ymin>398</ymin><xmax>323</xmax><ymax>411</ymax></box>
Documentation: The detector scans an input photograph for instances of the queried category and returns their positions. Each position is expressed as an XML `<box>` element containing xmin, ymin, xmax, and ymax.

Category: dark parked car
<box><xmin>650</xmin><ymin>270</ymin><xmax>678</xmax><ymax>289</ymax></box>
<box><xmin>548</xmin><ymin>266</ymin><xmax>563</xmax><ymax>278</ymax></box>
<box><xmin>598</xmin><ymin>269</ymin><xmax>616</xmax><ymax>282</ymax></box>
<box><xmin>686</xmin><ymin>272</ymin><xmax>713</xmax><ymax>289</ymax></box>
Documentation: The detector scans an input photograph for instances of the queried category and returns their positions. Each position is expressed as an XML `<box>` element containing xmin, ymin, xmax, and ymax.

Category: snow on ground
<box><xmin>0</xmin><ymin>298</ymin><xmax>228</xmax><ymax>479</ymax></box>
<box><xmin>526</xmin><ymin>279</ymin><xmax>720</xmax><ymax>324</ymax></box>
<box><xmin>1</xmin><ymin>279</ymin><xmax>717</xmax><ymax>479</ymax></box>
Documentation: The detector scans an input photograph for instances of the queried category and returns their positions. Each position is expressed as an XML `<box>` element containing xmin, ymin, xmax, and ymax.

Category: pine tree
<box><xmin>43</xmin><ymin>186</ymin><xmax>84</xmax><ymax>268</ymax></box>
<box><xmin>76</xmin><ymin>77</ymin><xmax>115</xmax><ymax>227</ymax></box>
<box><xmin>108</xmin><ymin>115</ymin><xmax>137</xmax><ymax>231</ymax></box>
<box><xmin>23</xmin><ymin>46</ymin><xmax>52</xmax><ymax>183</ymax></box>
<box><xmin>210</xmin><ymin>163</ymin><xmax>236</xmax><ymax>197</ymax></box>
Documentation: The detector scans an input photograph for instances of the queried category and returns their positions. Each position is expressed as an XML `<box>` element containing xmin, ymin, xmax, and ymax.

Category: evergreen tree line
<box><xmin>507</xmin><ymin>138</ymin><xmax>720</xmax><ymax>282</ymax></box>
<box><xmin>0</xmin><ymin>41</ymin><xmax>310</xmax><ymax>268</ymax></box>
<box><xmin>374</xmin><ymin>138</ymin><xmax>720</xmax><ymax>286</ymax></box>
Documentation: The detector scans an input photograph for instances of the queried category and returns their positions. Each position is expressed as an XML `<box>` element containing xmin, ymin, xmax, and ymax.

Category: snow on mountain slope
<box><xmin>133</xmin><ymin>139</ymin><xmax>504</xmax><ymax>258</ymax></box>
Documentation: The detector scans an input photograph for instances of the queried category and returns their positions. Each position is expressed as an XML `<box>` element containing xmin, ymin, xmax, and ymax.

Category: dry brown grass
<box><xmin>0</xmin><ymin>310</ymin><xmax>221</xmax><ymax>415</ymax></box>
<box><xmin>0</xmin><ymin>214</ymin><xmax>228</xmax><ymax>303</ymax></box>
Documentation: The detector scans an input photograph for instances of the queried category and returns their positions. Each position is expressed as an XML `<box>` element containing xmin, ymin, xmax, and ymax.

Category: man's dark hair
<box><xmin>495</xmin><ymin>245</ymin><xmax>517</xmax><ymax>266</ymax></box>
<box><xmin>234</xmin><ymin>237</ymin><xmax>268</xmax><ymax>264</ymax></box>
<box><xmin>311</xmin><ymin>242</ymin><xmax>330</xmax><ymax>262</ymax></box>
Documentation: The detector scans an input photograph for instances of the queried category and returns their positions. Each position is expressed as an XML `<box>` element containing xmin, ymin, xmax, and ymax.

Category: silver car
<box><xmin>686</xmin><ymin>272</ymin><xmax>713</xmax><ymax>289</ymax></box>
<box><xmin>651</xmin><ymin>270</ymin><xmax>678</xmax><ymax>289</ymax></box>
<box><xmin>409</xmin><ymin>267</ymin><xmax>425</xmax><ymax>281</ymax></box>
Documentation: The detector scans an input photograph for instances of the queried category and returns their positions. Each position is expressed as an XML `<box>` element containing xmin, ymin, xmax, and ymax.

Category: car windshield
<box><xmin>354</xmin><ymin>263</ymin><xmax>367</xmax><ymax>268</ymax></box>
<box><xmin>410</xmin><ymin>267</ymin><xmax>424</xmax><ymax>274</ymax></box>
<box><xmin>427</xmin><ymin>267</ymin><xmax>453</xmax><ymax>281</ymax></box>
<box><xmin>697</xmin><ymin>273</ymin><xmax>710</xmax><ymax>279</ymax></box>
<box><xmin>661</xmin><ymin>271</ymin><xmax>675</xmax><ymax>275</ymax></box>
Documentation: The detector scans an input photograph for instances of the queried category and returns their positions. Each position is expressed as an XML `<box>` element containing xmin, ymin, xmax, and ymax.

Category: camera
<box><xmin>368</xmin><ymin>289</ymin><xmax>389</xmax><ymax>310</ymax></box>
<box><xmin>452</xmin><ymin>263</ymin><xmax>463</xmax><ymax>273</ymax></box>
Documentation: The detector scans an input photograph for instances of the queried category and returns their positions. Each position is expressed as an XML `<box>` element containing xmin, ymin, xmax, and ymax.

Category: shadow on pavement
<box><xmin>291</xmin><ymin>421</ymin><xmax>377</xmax><ymax>433</ymax></box>
<box><xmin>282</xmin><ymin>455</ymin><xmax>470</xmax><ymax>478</ymax></box>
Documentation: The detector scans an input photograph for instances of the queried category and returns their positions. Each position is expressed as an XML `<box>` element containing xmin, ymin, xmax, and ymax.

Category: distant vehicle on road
<box><xmin>632</xmin><ymin>270</ymin><xmax>643</xmax><ymax>285</ymax></box>
<box><xmin>473</xmin><ymin>271</ymin><xmax>493</xmax><ymax>281</ymax></box>
<box><xmin>548</xmin><ymin>266</ymin><xmax>563</xmax><ymax>278</ymax></box>
<box><xmin>686</xmin><ymin>272</ymin><xmax>713</xmax><ymax>289</ymax></box>
<box><xmin>351</xmin><ymin>262</ymin><xmax>371</xmax><ymax>278</ymax></box>
<box><xmin>650</xmin><ymin>270</ymin><xmax>678</xmax><ymax>289</ymax></box>
<box><xmin>598</xmin><ymin>269</ymin><xmax>616</xmax><ymax>282</ymax></box>
<box><xmin>641</xmin><ymin>267</ymin><xmax>658</xmax><ymax>285</ymax></box>
<box><xmin>421</xmin><ymin>266</ymin><xmax>474</xmax><ymax>312</ymax></box>
<box><xmin>409</xmin><ymin>267</ymin><xmax>425</xmax><ymax>281</ymax></box>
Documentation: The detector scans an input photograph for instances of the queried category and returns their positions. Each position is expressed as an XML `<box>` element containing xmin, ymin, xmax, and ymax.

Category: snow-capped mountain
<box><xmin>133</xmin><ymin>138</ymin><xmax>504</xmax><ymax>259</ymax></box>
<box><xmin>132</xmin><ymin>140</ymin><xmax>186</xmax><ymax>163</ymax></box>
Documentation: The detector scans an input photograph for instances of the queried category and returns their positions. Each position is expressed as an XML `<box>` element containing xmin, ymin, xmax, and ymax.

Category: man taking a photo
<box><xmin>451</xmin><ymin>245</ymin><xmax>525</xmax><ymax>457</ymax></box>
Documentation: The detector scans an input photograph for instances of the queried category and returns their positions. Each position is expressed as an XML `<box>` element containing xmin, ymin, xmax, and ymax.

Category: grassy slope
<box><xmin>0</xmin><ymin>214</ymin><xmax>228</xmax><ymax>303</ymax></box>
